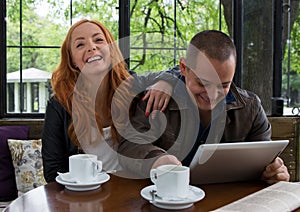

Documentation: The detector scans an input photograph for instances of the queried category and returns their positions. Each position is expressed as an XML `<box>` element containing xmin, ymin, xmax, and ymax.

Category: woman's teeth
<box><xmin>87</xmin><ymin>56</ymin><xmax>102</xmax><ymax>63</ymax></box>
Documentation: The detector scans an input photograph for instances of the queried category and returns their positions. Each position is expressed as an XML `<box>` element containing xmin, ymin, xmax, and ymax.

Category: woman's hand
<box><xmin>142</xmin><ymin>80</ymin><xmax>172</xmax><ymax>119</ymax></box>
<box><xmin>261</xmin><ymin>157</ymin><xmax>290</xmax><ymax>184</ymax></box>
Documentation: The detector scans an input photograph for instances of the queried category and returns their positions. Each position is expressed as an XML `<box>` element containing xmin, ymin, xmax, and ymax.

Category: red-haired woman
<box><xmin>42</xmin><ymin>19</ymin><xmax>176</xmax><ymax>182</ymax></box>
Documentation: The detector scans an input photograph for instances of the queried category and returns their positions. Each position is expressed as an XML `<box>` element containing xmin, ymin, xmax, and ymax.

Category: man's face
<box><xmin>180</xmin><ymin>53</ymin><xmax>236</xmax><ymax>111</ymax></box>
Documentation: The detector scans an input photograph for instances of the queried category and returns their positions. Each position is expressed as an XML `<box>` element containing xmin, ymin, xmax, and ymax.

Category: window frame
<box><xmin>0</xmin><ymin>0</ymin><xmax>285</xmax><ymax>118</ymax></box>
<box><xmin>0</xmin><ymin>0</ymin><xmax>7</xmax><ymax>118</ymax></box>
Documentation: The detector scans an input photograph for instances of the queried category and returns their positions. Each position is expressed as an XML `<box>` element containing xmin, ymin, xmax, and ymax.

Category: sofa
<box><xmin>0</xmin><ymin>119</ymin><xmax>46</xmax><ymax>209</ymax></box>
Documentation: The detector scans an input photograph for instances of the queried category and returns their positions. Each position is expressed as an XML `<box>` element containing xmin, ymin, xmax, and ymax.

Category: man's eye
<box><xmin>199</xmin><ymin>83</ymin><xmax>208</xmax><ymax>87</ymax></box>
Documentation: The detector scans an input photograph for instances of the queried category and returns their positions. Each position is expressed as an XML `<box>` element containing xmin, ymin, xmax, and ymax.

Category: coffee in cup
<box><xmin>150</xmin><ymin>164</ymin><xmax>190</xmax><ymax>199</ymax></box>
<box><xmin>69</xmin><ymin>154</ymin><xmax>102</xmax><ymax>183</ymax></box>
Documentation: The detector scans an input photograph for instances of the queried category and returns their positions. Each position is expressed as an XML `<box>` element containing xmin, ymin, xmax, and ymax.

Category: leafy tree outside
<box><xmin>5</xmin><ymin>0</ymin><xmax>300</xmax><ymax>111</ymax></box>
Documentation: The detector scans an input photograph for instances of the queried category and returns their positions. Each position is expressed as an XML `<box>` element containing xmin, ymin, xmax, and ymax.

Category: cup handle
<box><xmin>96</xmin><ymin>160</ymin><xmax>102</xmax><ymax>172</ymax></box>
<box><xmin>93</xmin><ymin>160</ymin><xmax>103</xmax><ymax>176</ymax></box>
<box><xmin>150</xmin><ymin>169</ymin><xmax>158</xmax><ymax>184</ymax></box>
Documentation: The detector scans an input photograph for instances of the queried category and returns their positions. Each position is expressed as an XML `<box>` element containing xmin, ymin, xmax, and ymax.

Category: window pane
<box><xmin>6</xmin><ymin>48</ymin><xmax>20</xmax><ymax>113</ymax></box>
<box><xmin>6</xmin><ymin>68</ymin><xmax>52</xmax><ymax>115</ymax></box>
<box><xmin>4</xmin><ymin>0</ymin><xmax>119</xmax><ymax>116</ymax></box>
<box><xmin>131</xmin><ymin>49</ymin><xmax>186</xmax><ymax>74</ymax></box>
<box><xmin>241</xmin><ymin>1</ymin><xmax>274</xmax><ymax>114</ymax></box>
<box><xmin>23</xmin><ymin>48</ymin><xmax>61</xmax><ymax>73</ymax></box>
<box><xmin>6</xmin><ymin>0</ymin><xmax>20</xmax><ymax>45</ymax></box>
<box><xmin>130</xmin><ymin>0</ymin><xmax>229</xmax><ymax>73</ymax></box>
<box><xmin>7</xmin><ymin>48</ymin><xmax>20</xmax><ymax>74</ymax></box>
<box><xmin>34</xmin><ymin>0</ymin><xmax>71</xmax><ymax>39</ymax></box>
<box><xmin>282</xmin><ymin>2</ymin><xmax>300</xmax><ymax>115</ymax></box>
<box><xmin>71</xmin><ymin>0</ymin><xmax>119</xmax><ymax>38</ymax></box>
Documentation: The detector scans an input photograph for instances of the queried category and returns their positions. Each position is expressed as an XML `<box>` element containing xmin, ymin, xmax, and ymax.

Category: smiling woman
<box><xmin>70</xmin><ymin>22</ymin><xmax>112</xmax><ymax>74</ymax></box>
<box><xmin>41</xmin><ymin>19</ymin><xmax>176</xmax><ymax>183</ymax></box>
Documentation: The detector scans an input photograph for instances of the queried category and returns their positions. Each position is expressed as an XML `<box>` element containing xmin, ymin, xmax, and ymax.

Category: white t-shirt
<box><xmin>83</xmin><ymin>126</ymin><xmax>122</xmax><ymax>172</ymax></box>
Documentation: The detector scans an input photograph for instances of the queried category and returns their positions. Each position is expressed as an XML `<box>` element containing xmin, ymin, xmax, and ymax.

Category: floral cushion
<box><xmin>7</xmin><ymin>139</ymin><xmax>46</xmax><ymax>194</ymax></box>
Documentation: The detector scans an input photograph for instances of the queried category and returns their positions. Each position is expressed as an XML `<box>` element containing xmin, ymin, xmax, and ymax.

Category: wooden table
<box><xmin>3</xmin><ymin>175</ymin><xmax>270</xmax><ymax>212</ymax></box>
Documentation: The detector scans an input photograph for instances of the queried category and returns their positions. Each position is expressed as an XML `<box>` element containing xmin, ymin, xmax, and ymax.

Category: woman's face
<box><xmin>70</xmin><ymin>22</ymin><xmax>111</xmax><ymax>77</ymax></box>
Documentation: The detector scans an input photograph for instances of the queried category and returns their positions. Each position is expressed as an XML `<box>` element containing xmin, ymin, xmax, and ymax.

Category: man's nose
<box><xmin>206</xmin><ymin>86</ymin><xmax>222</xmax><ymax>100</ymax></box>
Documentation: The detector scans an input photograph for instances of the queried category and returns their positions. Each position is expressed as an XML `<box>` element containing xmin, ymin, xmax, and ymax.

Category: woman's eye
<box><xmin>76</xmin><ymin>43</ymin><xmax>83</xmax><ymax>48</ymax></box>
<box><xmin>96</xmin><ymin>38</ymin><xmax>104</xmax><ymax>42</ymax></box>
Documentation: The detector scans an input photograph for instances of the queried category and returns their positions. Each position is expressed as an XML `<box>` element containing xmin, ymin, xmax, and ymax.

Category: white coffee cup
<box><xmin>150</xmin><ymin>164</ymin><xmax>190</xmax><ymax>199</ymax></box>
<box><xmin>69</xmin><ymin>154</ymin><xmax>102</xmax><ymax>183</ymax></box>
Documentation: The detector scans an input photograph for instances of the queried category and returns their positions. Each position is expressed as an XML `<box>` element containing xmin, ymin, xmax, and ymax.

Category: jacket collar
<box><xmin>226</xmin><ymin>83</ymin><xmax>246</xmax><ymax>111</ymax></box>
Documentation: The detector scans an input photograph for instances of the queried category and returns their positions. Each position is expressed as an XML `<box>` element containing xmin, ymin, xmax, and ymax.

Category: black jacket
<box><xmin>42</xmin><ymin>71</ymin><xmax>179</xmax><ymax>182</ymax></box>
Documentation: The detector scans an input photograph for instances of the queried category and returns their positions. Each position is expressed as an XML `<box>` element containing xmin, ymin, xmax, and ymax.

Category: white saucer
<box><xmin>55</xmin><ymin>173</ymin><xmax>110</xmax><ymax>191</ymax></box>
<box><xmin>140</xmin><ymin>185</ymin><xmax>205</xmax><ymax>210</ymax></box>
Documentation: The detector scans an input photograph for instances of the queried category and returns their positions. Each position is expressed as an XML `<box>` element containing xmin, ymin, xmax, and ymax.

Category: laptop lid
<box><xmin>189</xmin><ymin>140</ymin><xmax>289</xmax><ymax>184</ymax></box>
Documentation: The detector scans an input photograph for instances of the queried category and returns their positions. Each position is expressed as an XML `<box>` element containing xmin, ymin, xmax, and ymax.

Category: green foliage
<box><xmin>282</xmin><ymin>4</ymin><xmax>300</xmax><ymax>105</ymax></box>
<box><xmin>6</xmin><ymin>1</ymin><xmax>66</xmax><ymax>73</ymax></box>
<box><xmin>130</xmin><ymin>0</ymin><xmax>228</xmax><ymax>73</ymax></box>
<box><xmin>288</xmin><ymin>11</ymin><xmax>300</xmax><ymax>74</ymax></box>
<box><xmin>6</xmin><ymin>0</ymin><xmax>229</xmax><ymax>75</ymax></box>
<box><xmin>6</xmin><ymin>0</ymin><xmax>122</xmax><ymax>74</ymax></box>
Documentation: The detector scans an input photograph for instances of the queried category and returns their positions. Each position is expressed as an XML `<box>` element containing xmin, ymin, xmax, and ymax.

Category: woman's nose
<box><xmin>88</xmin><ymin>46</ymin><xmax>96</xmax><ymax>52</ymax></box>
<box><xmin>87</xmin><ymin>41</ymin><xmax>96</xmax><ymax>52</ymax></box>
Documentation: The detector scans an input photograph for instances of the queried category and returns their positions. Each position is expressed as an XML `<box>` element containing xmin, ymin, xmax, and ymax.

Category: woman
<box><xmin>42</xmin><ymin>19</ymin><xmax>176</xmax><ymax>182</ymax></box>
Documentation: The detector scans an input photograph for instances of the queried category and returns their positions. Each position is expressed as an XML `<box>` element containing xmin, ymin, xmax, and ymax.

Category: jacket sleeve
<box><xmin>129</xmin><ymin>67</ymin><xmax>180</xmax><ymax>93</ymax></box>
<box><xmin>117</xmin><ymin>97</ymin><xmax>168</xmax><ymax>178</ymax></box>
<box><xmin>247</xmin><ymin>95</ymin><xmax>272</xmax><ymax>141</ymax></box>
<box><xmin>42</xmin><ymin>97</ymin><xmax>78</xmax><ymax>182</ymax></box>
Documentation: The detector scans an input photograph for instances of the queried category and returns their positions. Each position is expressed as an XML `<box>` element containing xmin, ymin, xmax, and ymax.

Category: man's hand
<box><xmin>151</xmin><ymin>155</ymin><xmax>181</xmax><ymax>169</ymax></box>
<box><xmin>261</xmin><ymin>157</ymin><xmax>290</xmax><ymax>184</ymax></box>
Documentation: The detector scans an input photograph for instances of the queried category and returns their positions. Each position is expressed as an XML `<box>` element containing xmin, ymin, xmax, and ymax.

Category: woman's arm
<box><xmin>42</xmin><ymin>97</ymin><xmax>78</xmax><ymax>182</ymax></box>
<box><xmin>130</xmin><ymin>67</ymin><xmax>180</xmax><ymax>118</ymax></box>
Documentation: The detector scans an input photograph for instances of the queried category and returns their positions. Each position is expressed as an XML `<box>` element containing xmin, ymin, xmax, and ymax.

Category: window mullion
<box><xmin>19</xmin><ymin>0</ymin><xmax>24</xmax><ymax>113</ymax></box>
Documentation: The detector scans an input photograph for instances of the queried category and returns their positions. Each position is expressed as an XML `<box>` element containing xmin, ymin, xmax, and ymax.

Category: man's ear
<box><xmin>179</xmin><ymin>57</ymin><xmax>187</xmax><ymax>76</ymax></box>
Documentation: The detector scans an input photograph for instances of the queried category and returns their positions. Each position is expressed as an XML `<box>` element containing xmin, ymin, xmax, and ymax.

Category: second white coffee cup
<box><xmin>150</xmin><ymin>164</ymin><xmax>190</xmax><ymax>199</ymax></box>
<box><xmin>69</xmin><ymin>154</ymin><xmax>102</xmax><ymax>183</ymax></box>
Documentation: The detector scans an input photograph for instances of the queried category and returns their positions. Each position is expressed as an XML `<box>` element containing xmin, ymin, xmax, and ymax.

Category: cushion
<box><xmin>7</xmin><ymin>139</ymin><xmax>46</xmax><ymax>195</ymax></box>
<box><xmin>0</xmin><ymin>125</ymin><xmax>29</xmax><ymax>201</ymax></box>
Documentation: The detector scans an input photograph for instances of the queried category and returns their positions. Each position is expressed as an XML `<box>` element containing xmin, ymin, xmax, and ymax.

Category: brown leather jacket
<box><xmin>118</xmin><ymin>82</ymin><xmax>271</xmax><ymax>177</ymax></box>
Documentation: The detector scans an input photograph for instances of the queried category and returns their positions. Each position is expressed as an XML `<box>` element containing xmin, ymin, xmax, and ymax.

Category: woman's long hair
<box><xmin>51</xmin><ymin>19</ymin><xmax>131</xmax><ymax>148</ymax></box>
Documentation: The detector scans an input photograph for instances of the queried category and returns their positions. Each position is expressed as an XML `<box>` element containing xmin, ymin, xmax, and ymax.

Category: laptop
<box><xmin>189</xmin><ymin>140</ymin><xmax>289</xmax><ymax>184</ymax></box>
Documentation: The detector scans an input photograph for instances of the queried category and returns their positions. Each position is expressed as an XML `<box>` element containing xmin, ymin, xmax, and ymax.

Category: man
<box><xmin>118</xmin><ymin>30</ymin><xmax>289</xmax><ymax>184</ymax></box>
